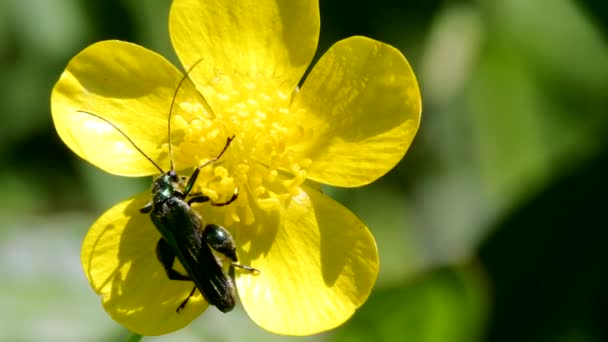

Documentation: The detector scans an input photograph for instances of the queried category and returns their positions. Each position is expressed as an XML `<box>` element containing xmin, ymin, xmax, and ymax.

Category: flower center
<box><xmin>170</xmin><ymin>80</ymin><xmax>312</xmax><ymax>226</ymax></box>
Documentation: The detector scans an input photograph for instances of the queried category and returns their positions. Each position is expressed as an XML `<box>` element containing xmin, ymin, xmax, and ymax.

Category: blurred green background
<box><xmin>1</xmin><ymin>0</ymin><xmax>607</xmax><ymax>341</ymax></box>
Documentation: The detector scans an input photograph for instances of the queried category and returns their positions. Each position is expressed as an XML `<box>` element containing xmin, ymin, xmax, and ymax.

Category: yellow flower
<box><xmin>50</xmin><ymin>0</ymin><xmax>420</xmax><ymax>337</ymax></box>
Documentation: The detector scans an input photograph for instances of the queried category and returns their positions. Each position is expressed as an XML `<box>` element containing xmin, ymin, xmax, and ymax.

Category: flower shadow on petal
<box><xmin>288</xmin><ymin>37</ymin><xmax>420</xmax><ymax>182</ymax></box>
<box><xmin>307</xmin><ymin>186</ymin><xmax>378</xmax><ymax>290</ymax></box>
<box><xmin>290</xmin><ymin>89</ymin><xmax>415</xmax><ymax>165</ymax></box>
<box><xmin>273</xmin><ymin>1</ymin><xmax>319</xmax><ymax>82</ymax></box>
<box><xmin>66</xmin><ymin>41</ymin><xmax>187</xmax><ymax>100</ymax></box>
<box><xmin>292</xmin><ymin>36</ymin><xmax>420</xmax><ymax>143</ymax></box>
<box><xmin>233</xmin><ymin>193</ymin><xmax>282</xmax><ymax>265</ymax></box>
<box><xmin>235</xmin><ymin>186</ymin><xmax>377</xmax><ymax>335</ymax></box>
<box><xmin>70</xmin><ymin>63</ymin><xmax>163</xmax><ymax>100</ymax></box>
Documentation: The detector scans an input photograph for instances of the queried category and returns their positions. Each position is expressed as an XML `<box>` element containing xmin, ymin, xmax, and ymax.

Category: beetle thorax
<box><xmin>152</xmin><ymin>171</ymin><xmax>180</xmax><ymax>204</ymax></box>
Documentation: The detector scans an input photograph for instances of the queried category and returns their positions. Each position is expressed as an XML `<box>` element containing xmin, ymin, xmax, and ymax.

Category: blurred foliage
<box><xmin>332</xmin><ymin>265</ymin><xmax>488</xmax><ymax>342</ymax></box>
<box><xmin>479</xmin><ymin>141</ymin><xmax>608</xmax><ymax>342</ymax></box>
<box><xmin>1</xmin><ymin>0</ymin><xmax>607</xmax><ymax>341</ymax></box>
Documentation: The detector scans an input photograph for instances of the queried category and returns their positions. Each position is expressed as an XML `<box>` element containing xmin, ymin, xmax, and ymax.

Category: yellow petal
<box><xmin>82</xmin><ymin>194</ymin><xmax>208</xmax><ymax>335</ymax></box>
<box><xmin>169</xmin><ymin>0</ymin><xmax>319</xmax><ymax>102</ymax></box>
<box><xmin>51</xmin><ymin>40</ymin><xmax>205</xmax><ymax>176</ymax></box>
<box><xmin>289</xmin><ymin>36</ymin><xmax>421</xmax><ymax>187</ymax></box>
<box><xmin>235</xmin><ymin>184</ymin><xmax>379</xmax><ymax>335</ymax></box>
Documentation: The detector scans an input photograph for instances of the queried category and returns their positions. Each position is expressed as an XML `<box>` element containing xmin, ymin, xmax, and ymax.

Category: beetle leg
<box><xmin>212</xmin><ymin>191</ymin><xmax>238</xmax><ymax>206</ymax></box>
<box><xmin>156</xmin><ymin>239</ymin><xmax>200</xmax><ymax>312</ymax></box>
<box><xmin>140</xmin><ymin>201</ymin><xmax>153</xmax><ymax>214</ymax></box>
<box><xmin>176</xmin><ymin>286</ymin><xmax>197</xmax><ymax>313</ymax></box>
<box><xmin>156</xmin><ymin>238</ymin><xmax>190</xmax><ymax>281</ymax></box>
<box><xmin>188</xmin><ymin>188</ymin><xmax>238</xmax><ymax>207</ymax></box>
<box><xmin>230</xmin><ymin>262</ymin><xmax>259</xmax><ymax>274</ymax></box>
<box><xmin>187</xmin><ymin>195</ymin><xmax>210</xmax><ymax>206</ymax></box>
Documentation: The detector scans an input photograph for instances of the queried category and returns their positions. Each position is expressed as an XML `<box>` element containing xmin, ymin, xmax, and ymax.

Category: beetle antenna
<box><xmin>167</xmin><ymin>59</ymin><xmax>205</xmax><ymax>171</ymax></box>
<box><xmin>76</xmin><ymin>110</ymin><xmax>165</xmax><ymax>173</ymax></box>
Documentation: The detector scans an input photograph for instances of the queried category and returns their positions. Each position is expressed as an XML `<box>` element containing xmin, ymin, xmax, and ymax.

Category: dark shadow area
<box><xmin>579</xmin><ymin>0</ymin><xmax>608</xmax><ymax>38</ymax></box>
<box><xmin>479</xmin><ymin>148</ymin><xmax>608</xmax><ymax>342</ymax></box>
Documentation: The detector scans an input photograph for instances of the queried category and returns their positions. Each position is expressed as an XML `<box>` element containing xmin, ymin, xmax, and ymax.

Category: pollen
<box><xmin>173</xmin><ymin>82</ymin><xmax>312</xmax><ymax>226</ymax></box>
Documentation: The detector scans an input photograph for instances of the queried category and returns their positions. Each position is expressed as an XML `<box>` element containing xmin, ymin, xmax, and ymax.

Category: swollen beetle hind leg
<box><xmin>156</xmin><ymin>238</ymin><xmax>190</xmax><ymax>281</ymax></box>
<box><xmin>203</xmin><ymin>224</ymin><xmax>237</xmax><ymax>261</ymax></box>
<box><xmin>204</xmin><ymin>224</ymin><xmax>260</xmax><ymax>273</ymax></box>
